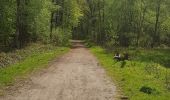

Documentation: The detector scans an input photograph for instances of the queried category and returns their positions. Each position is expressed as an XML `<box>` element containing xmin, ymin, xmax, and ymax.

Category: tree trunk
<box><xmin>153</xmin><ymin>0</ymin><xmax>161</xmax><ymax>47</ymax></box>
<box><xmin>16</xmin><ymin>0</ymin><xmax>21</xmax><ymax>48</ymax></box>
<box><xmin>50</xmin><ymin>12</ymin><xmax>54</xmax><ymax>41</ymax></box>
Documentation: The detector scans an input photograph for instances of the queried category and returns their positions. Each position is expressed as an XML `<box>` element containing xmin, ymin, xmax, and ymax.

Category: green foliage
<box><xmin>0</xmin><ymin>0</ymin><xmax>170</xmax><ymax>48</ymax></box>
<box><xmin>0</xmin><ymin>0</ymin><xmax>85</xmax><ymax>50</ymax></box>
<box><xmin>63</xmin><ymin>0</ymin><xmax>83</xmax><ymax>28</ymax></box>
<box><xmin>51</xmin><ymin>0</ymin><xmax>84</xmax><ymax>45</ymax></box>
<box><xmin>105</xmin><ymin>0</ymin><xmax>170</xmax><ymax>47</ymax></box>
<box><xmin>27</xmin><ymin>0</ymin><xmax>55</xmax><ymax>42</ymax></box>
<box><xmin>0</xmin><ymin>0</ymin><xmax>57</xmax><ymax>49</ymax></box>
<box><xmin>0</xmin><ymin>0</ymin><xmax>16</xmax><ymax>48</ymax></box>
<box><xmin>52</xmin><ymin>28</ymin><xmax>72</xmax><ymax>46</ymax></box>
<box><xmin>77</xmin><ymin>0</ymin><xmax>170</xmax><ymax>47</ymax></box>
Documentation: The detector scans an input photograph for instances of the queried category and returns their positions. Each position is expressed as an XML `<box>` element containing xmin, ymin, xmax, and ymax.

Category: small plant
<box><xmin>145</xmin><ymin>63</ymin><xmax>161</xmax><ymax>79</ymax></box>
<box><xmin>85</xmin><ymin>42</ymin><xmax>92</xmax><ymax>48</ymax></box>
<box><xmin>145</xmin><ymin>63</ymin><xmax>154</xmax><ymax>75</ymax></box>
<box><xmin>140</xmin><ymin>86</ymin><xmax>158</xmax><ymax>95</ymax></box>
<box><xmin>121</xmin><ymin>61</ymin><xmax>126</xmax><ymax>68</ymax></box>
<box><xmin>165</xmin><ymin>68</ymin><xmax>170</xmax><ymax>90</ymax></box>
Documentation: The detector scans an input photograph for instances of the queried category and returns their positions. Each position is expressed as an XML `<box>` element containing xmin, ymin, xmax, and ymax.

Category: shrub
<box><xmin>140</xmin><ymin>86</ymin><xmax>159</xmax><ymax>95</ymax></box>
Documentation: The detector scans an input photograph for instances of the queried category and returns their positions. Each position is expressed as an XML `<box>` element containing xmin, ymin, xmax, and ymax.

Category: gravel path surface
<box><xmin>1</xmin><ymin>45</ymin><xmax>116</xmax><ymax>100</ymax></box>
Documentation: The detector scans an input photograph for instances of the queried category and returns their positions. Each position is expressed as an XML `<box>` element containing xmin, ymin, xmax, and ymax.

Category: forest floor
<box><xmin>0</xmin><ymin>43</ymin><xmax>117</xmax><ymax>100</ymax></box>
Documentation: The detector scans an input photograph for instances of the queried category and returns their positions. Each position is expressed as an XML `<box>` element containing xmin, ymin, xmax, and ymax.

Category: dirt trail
<box><xmin>1</xmin><ymin>43</ymin><xmax>117</xmax><ymax>100</ymax></box>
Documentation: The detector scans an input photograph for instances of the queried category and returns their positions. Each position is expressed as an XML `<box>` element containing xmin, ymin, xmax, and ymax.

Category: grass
<box><xmin>0</xmin><ymin>44</ymin><xmax>69</xmax><ymax>89</ymax></box>
<box><xmin>90</xmin><ymin>46</ymin><xmax>170</xmax><ymax>100</ymax></box>
<box><xmin>0</xmin><ymin>43</ymin><xmax>69</xmax><ymax>67</ymax></box>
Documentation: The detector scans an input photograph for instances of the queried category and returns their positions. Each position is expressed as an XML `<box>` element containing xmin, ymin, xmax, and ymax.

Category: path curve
<box><xmin>1</xmin><ymin>46</ymin><xmax>116</xmax><ymax>100</ymax></box>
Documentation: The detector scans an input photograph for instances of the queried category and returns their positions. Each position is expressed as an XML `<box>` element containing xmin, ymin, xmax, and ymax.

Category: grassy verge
<box><xmin>90</xmin><ymin>46</ymin><xmax>170</xmax><ymax>100</ymax></box>
<box><xmin>0</xmin><ymin>44</ymin><xmax>69</xmax><ymax>90</ymax></box>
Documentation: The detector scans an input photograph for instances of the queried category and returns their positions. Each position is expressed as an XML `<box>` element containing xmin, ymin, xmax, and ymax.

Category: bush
<box><xmin>85</xmin><ymin>40</ymin><xmax>94</xmax><ymax>48</ymax></box>
<box><xmin>52</xmin><ymin>28</ymin><xmax>71</xmax><ymax>46</ymax></box>
<box><xmin>140</xmin><ymin>86</ymin><xmax>159</xmax><ymax>95</ymax></box>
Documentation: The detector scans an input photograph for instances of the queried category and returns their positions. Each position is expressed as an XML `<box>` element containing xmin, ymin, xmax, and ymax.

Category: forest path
<box><xmin>1</xmin><ymin>42</ymin><xmax>117</xmax><ymax>100</ymax></box>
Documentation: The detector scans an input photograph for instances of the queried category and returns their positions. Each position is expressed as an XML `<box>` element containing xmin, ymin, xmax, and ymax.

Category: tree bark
<box><xmin>16</xmin><ymin>0</ymin><xmax>21</xmax><ymax>48</ymax></box>
<box><xmin>153</xmin><ymin>0</ymin><xmax>161</xmax><ymax>47</ymax></box>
